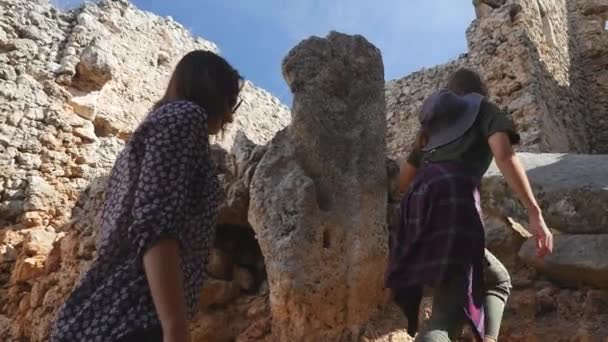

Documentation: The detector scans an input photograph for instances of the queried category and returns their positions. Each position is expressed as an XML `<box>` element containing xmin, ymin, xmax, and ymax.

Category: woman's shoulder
<box><xmin>477</xmin><ymin>98</ymin><xmax>513</xmax><ymax>126</ymax></box>
<box><xmin>479</xmin><ymin>98</ymin><xmax>501</xmax><ymax>116</ymax></box>
<box><xmin>132</xmin><ymin>100</ymin><xmax>207</xmax><ymax>141</ymax></box>
<box><xmin>143</xmin><ymin>100</ymin><xmax>208</xmax><ymax>131</ymax></box>
<box><xmin>149</xmin><ymin>100</ymin><xmax>205</xmax><ymax>121</ymax></box>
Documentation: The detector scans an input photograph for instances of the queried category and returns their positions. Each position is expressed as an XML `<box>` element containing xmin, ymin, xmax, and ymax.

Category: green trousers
<box><xmin>415</xmin><ymin>250</ymin><xmax>511</xmax><ymax>342</ymax></box>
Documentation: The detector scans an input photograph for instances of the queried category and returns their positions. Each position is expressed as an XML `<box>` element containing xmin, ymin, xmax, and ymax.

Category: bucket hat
<box><xmin>419</xmin><ymin>88</ymin><xmax>484</xmax><ymax>152</ymax></box>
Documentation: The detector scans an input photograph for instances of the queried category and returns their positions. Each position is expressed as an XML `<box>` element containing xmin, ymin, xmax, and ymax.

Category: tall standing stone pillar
<box><xmin>248</xmin><ymin>31</ymin><xmax>388</xmax><ymax>341</ymax></box>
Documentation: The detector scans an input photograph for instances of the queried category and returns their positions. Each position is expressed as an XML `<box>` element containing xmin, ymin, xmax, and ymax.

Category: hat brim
<box><xmin>421</xmin><ymin>92</ymin><xmax>484</xmax><ymax>152</ymax></box>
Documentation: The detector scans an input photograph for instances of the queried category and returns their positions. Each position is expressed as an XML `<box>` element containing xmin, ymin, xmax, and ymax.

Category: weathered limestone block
<box><xmin>484</xmin><ymin>215</ymin><xmax>531</xmax><ymax>263</ymax></box>
<box><xmin>249</xmin><ymin>31</ymin><xmax>388</xmax><ymax>340</ymax></box>
<box><xmin>213</xmin><ymin>132</ymin><xmax>265</xmax><ymax>227</ymax></box>
<box><xmin>482</xmin><ymin>153</ymin><xmax>608</xmax><ymax>234</ymax></box>
<box><xmin>74</xmin><ymin>41</ymin><xmax>117</xmax><ymax>91</ymax></box>
<box><xmin>519</xmin><ymin>235</ymin><xmax>608</xmax><ymax>287</ymax></box>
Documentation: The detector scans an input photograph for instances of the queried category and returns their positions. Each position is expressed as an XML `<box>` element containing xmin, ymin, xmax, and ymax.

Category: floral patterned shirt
<box><xmin>51</xmin><ymin>101</ymin><xmax>223</xmax><ymax>341</ymax></box>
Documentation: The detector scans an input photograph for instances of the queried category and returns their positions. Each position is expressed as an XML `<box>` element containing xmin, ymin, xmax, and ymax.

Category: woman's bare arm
<box><xmin>488</xmin><ymin>133</ymin><xmax>539</xmax><ymax>212</ymax></box>
<box><xmin>143</xmin><ymin>239</ymin><xmax>190</xmax><ymax>342</ymax></box>
<box><xmin>488</xmin><ymin>132</ymin><xmax>553</xmax><ymax>256</ymax></box>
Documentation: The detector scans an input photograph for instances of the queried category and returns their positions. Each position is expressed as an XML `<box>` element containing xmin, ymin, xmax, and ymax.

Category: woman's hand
<box><xmin>528</xmin><ymin>209</ymin><xmax>553</xmax><ymax>258</ymax></box>
<box><xmin>488</xmin><ymin>133</ymin><xmax>554</xmax><ymax>258</ymax></box>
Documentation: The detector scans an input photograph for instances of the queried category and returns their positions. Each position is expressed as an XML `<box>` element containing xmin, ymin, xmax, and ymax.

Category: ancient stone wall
<box><xmin>387</xmin><ymin>0</ymin><xmax>608</xmax><ymax>156</ymax></box>
<box><xmin>566</xmin><ymin>0</ymin><xmax>608</xmax><ymax>152</ymax></box>
<box><xmin>0</xmin><ymin>0</ymin><xmax>289</xmax><ymax>340</ymax></box>
<box><xmin>470</xmin><ymin>0</ymin><xmax>592</xmax><ymax>153</ymax></box>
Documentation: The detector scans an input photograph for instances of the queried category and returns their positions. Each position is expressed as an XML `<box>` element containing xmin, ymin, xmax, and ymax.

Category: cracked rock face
<box><xmin>248</xmin><ymin>31</ymin><xmax>388</xmax><ymax>341</ymax></box>
<box><xmin>0</xmin><ymin>0</ymin><xmax>289</xmax><ymax>340</ymax></box>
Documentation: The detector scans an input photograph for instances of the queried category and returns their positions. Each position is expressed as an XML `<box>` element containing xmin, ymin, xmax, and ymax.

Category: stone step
<box><xmin>482</xmin><ymin>153</ymin><xmax>608</xmax><ymax>234</ymax></box>
<box><xmin>519</xmin><ymin>234</ymin><xmax>608</xmax><ymax>288</ymax></box>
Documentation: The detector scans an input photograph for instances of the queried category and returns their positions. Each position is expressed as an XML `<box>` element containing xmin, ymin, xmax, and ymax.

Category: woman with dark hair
<box><xmin>386</xmin><ymin>68</ymin><xmax>553</xmax><ymax>342</ymax></box>
<box><xmin>51</xmin><ymin>50</ymin><xmax>243</xmax><ymax>342</ymax></box>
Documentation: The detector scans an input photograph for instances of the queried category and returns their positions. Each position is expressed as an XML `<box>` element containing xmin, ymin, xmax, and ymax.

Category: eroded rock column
<box><xmin>248</xmin><ymin>32</ymin><xmax>388</xmax><ymax>341</ymax></box>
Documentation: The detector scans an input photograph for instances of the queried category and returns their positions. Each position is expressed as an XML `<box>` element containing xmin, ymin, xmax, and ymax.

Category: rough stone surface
<box><xmin>249</xmin><ymin>32</ymin><xmax>388</xmax><ymax>340</ymax></box>
<box><xmin>482</xmin><ymin>153</ymin><xmax>608</xmax><ymax>234</ymax></box>
<box><xmin>0</xmin><ymin>0</ymin><xmax>289</xmax><ymax>341</ymax></box>
<box><xmin>484</xmin><ymin>214</ymin><xmax>532</xmax><ymax>264</ymax></box>
<box><xmin>519</xmin><ymin>235</ymin><xmax>608</xmax><ymax>287</ymax></box>
<box><xmin>386</xmin><ymin>0</ymin><xmax>608</xmax><ymax>155</ymax></box>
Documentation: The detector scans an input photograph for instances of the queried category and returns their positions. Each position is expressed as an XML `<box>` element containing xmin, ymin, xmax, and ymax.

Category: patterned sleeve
<box><xmin>128</xmin><ymin>106</ymin><xmax>207</xmax><ymax>265</ymax></box>
<box><xmin>478</xmin><ymin>100</ymin><xmax>521</xmax><ymax>145</ymax></box>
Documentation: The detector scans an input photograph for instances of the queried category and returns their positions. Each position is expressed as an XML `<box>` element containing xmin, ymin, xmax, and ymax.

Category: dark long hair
<box><xmin>154</xmin><ymin>50</ymin><xmax>243</xmax><ymax>132</ymax></box>
<box><xmin>411</xmin><ymin>68</ymin><xmax>488</xmax><ymax>154</ymax></box>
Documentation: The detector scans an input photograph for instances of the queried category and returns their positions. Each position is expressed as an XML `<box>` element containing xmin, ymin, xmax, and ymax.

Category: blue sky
<box><xmin>52</xmin><ymin>0</ymin><xmax>475</xmax><ymax>105</ymax></box>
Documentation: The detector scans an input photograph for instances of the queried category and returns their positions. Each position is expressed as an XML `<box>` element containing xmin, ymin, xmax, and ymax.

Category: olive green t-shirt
<box><xmin>407</xmin><ymin>100</ymin><xmax>520</xmax><ymax>179</ymax></box>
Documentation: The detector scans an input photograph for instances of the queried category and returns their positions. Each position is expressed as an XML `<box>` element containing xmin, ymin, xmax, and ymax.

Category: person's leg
<box><xmin>415</xmin><ymin>280</ymin><xmax>467</xmax><ymax>342</ymax></box>
<box><xmin>483</xmin><ymin>250</ymin><xmax>512</xmax><ymax>342</ymax></box>
<box><xmin>393</xmin><ymin>286</ymin><xmax>423</xmax><ymax>336</ymax></box>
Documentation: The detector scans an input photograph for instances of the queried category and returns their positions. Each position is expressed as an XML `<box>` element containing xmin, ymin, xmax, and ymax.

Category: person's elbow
<box><xmin>488</xmin><ymin>132</ymin><xmax>516</xmax><ymax>163</ymax></box>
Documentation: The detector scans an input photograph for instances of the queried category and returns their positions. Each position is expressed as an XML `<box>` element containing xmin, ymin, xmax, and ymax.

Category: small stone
<box><xmin>38</xmin><ymin>132</ymin><xmax>61</xmax><ymax>149</ymax></box>
<box><xmin>475</xmin><ymin>2</ymin><xmax>494</xmax><ymax>18</ymax></box>
<box><xmin>246</xmin><ymin>296</ymin><xmax>269</xmax><ymax>319</ymax></box>
<box><xmin>198</xmin><ymin>279</ymin><xmax>240</xmax><ymax>308</ymax></box>
<box><xmin>30</xmin><ymin>281</ymin><xmax>49</xmax><ymax>308</ymax></box>
<box><xmin>24</xmin><ymin>176</ymin><xmax>58</xmax><ymax>212</ymax></box>
<box><xmin>11</xmin><ymin>39</ymin><xmax>38</xmax><ymax>56</ymax></box>
<box><xmin>583</xmin><ymin>290</ymin><xmax>608</xmax><ymax>318</ymax></box>
<box><xmin>234</xmin><ymin>267</ymin><xmax>255</xmax><ymax>292</ymax></box>
<box><xmin>206</xmin><ymin>248</ymin><xmax>233</xmax><ymax>280</ymax></box>
<box><xmin>0</xmin><ymin>245</ymin><xmax>17</xmax><ymax>263</ymax></box>
<box><xmin>485</xmin><ymin>214</ymin><xmax>531</xmax><ymax>261</ymax></box>
<box><xmin>75</xmin><ymin>43</ymin><xmax>117</xmax><ymax>91</ymax></box>
<box><xmin>0</xmin><ymin>28</ymin><xmax>9</xmax><ymax>48</ymax></box>
<box><xmin>19</xmin><ymin>25</ymin><xmax>45</xmax><ymax>42</ymax></box>
<box><xmin>77</xmin><ymin>12</ymin><xmax>97</xmax><ymax>27</ymax></box>
<box><xmin>29</xmin><ymin>12</ymin><xmax>45</xmax><ymax>26</ymax></box>
<box><xmin>10</xmin><ymin>255</ymin><xmax>47</xmax><ymax>283</ymax></box>
<box><xmin>236</xmin><ymin>317</ymin><xmax>271</xmax><ymax>341</ymax></box>
<box><xmin>258</xmin><ymin>280</ymin><xmax>269</xmax><ymax>296</ymax></box>
<box><xmin>0</xmin><ymin>229</ymin><xmax>24</xmax><ymax>246</ymax></box>
<box><xmin>507</xmin><ymin>289</ymin><xmax>537</xmax><ymax>318</ymax></box>
<box><xmin>157</xmin><ymin>51</ymin><xmax>170</xmax><ymax>66</ymax></box>
<box><xmin>69</xmin><ymin>91</ymin><xmax>99</xmax><ymax>121</ymax></box>
<box><xmin>73</xmin><ymin>121</ymin><xmax>98</xmax><ymax>142</ymax></box>
<box><xmin>536</xmin><ymin>287</ymin><xmax>556</xmax><ymax>314</ymax></box>
<box><xmin>0</xmin><ymin>65</ymin><xmax>17</xmax><ymax>81</ymax></box>
<box><xmin>0</xmin><ymin>315</ymin><xmax>11</xmax><ymax>337</ymax></box>
<box><xmin>18</xmin><ymin>293</ymin><xmax>31</xmax><ymax>311</ymax></box>
<box><xmin>22</xmin><ymin>229</ymin><xmax>57</xmax><ymax>256</ymax></box>
<box><xmin>20</xmin><ymin>211</ymin><xmax>44</xmax><ymax>228</ymax></box>
<box><xmin>15</xmin><ymin>153</ymin><xmax>42</xmax><ymax>170</ymax></box>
